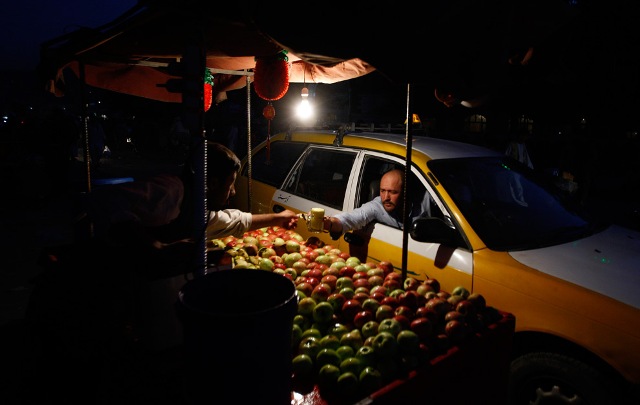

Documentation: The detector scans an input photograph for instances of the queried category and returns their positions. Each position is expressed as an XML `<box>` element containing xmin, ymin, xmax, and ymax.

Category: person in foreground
<box><xmin>321</xmin><ymin>168</ymin><xmax>430</xmax><ymax>262</ymax></box>
<box><xmin>91</xmin><ymin>141</ymin><xmax>299</xmax><ymax>272</ymax></box>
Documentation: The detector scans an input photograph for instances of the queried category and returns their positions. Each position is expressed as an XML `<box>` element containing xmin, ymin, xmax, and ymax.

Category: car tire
<box><xmin>508</xmin><ymin>352</ymin><xmax>621</xmax><ymax>405</ymax></box>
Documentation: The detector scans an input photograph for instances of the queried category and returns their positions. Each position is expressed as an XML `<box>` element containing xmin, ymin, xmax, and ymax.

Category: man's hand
<box><xmin>278</xmin><ymin>209</ymin><xmax>299</xmax><ymax>230</ymax></box>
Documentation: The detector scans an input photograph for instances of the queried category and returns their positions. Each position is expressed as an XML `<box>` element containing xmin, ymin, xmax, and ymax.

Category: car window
<box><xmin>241</xmin><ymin>141</ymin><xmax>308</xmax><ymax>188</ymax></box>
<box><xmin>429</xmin><ymin>156</ymin><xmax>593</xmax><ymax>250</ymax></box>
<box><xmin>282</xmin><ymin>147</ymin><xmax>356</xmax><ymax>209</ymax></box>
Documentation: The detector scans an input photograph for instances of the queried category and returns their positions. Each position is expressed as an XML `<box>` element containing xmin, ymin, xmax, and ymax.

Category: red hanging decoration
<box><xmin>254</xmin><ymin>50</ymin><xmax>290</xmax><ymax>101</ymax></box>
<box><xmin>204</xmin><ymin>68</ymin><xmax>214</xmax><ymax>111</ymax></box>
<box><xmin>263</xmin><ymin>103</ymin><xmax>276</xmax><ymax>161</ymax></box>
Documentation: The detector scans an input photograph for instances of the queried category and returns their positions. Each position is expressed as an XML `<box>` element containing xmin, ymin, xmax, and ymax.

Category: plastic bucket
<box><xmin>176</xmin><ymin>269</ymin><xmax>297</xmax><ymax>405</ymax></box>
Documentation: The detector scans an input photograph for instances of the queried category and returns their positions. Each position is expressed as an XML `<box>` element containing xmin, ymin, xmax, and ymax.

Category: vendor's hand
<box><xmin>279</xmin><ymin>209</ymin><xmax>299</xmax><ymax>230</ymax></box>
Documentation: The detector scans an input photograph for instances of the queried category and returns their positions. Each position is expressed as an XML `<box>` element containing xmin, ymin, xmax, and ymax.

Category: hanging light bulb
<box><xmin>296</xmin><ymin>64</ymin><xmax>313</xmax><ymax>121</ymax></box>
<box><xmin>296</xmin><ymin>86</ymin><xmax>313</xmax><ymax>120</ymax></box>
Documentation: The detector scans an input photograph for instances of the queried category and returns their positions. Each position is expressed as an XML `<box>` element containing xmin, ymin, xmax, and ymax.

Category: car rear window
<box><xmin>242</xmin><ymin>141</ymin><xmax>308</xmax><ymax>187</ymax></box>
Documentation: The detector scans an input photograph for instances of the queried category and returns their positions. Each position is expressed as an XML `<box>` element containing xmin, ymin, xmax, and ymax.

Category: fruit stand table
<box><xmin>291</xmin><ymin>311</ymin><xmax>515</xmax><ymax>405</ymax></box>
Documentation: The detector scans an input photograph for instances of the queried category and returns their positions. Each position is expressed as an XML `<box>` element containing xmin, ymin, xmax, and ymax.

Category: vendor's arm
<box><xmin>250</xmin><ymin>209</ymin><xmax>299</xmax><ymax>231</ymax></box>
<box><xmin>207</xmin><ymin>209</ymin><xmax>299</xmax><ymax>239</ymax></box>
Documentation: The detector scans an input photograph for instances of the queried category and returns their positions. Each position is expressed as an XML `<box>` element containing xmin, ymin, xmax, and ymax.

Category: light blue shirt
<box><xmin>335</xmin><ymin>193</ymin><xmax>431</xmax><ymax>235</ymax></box>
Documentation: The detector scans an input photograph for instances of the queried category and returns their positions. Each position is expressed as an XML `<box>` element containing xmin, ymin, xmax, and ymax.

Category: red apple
<box><xmin>353</xmin><ymin>292</ymin><xmax>370</xmax><ymax>303</ymax></box>
<box><xmin>398</xmin><ymin>290</ymin><xmax>420</xmax><ymax>311</ymax></box>
<box><xmin>311</xmin><ymin>283</ymin><xmax>333</xmax><ymax>302</ymax></box>
<box><xmin>377</xmin><ymin>261</ymin><xmax>394</xmax><ymax>275</ymax></box>
<box><xmin>415</xmin><ymin>306</ymin><xmax>439</xmax><ymax>325</ymax></box>
<box><xmin>393</xmin><ymin>314</ymin><xmax>412</xmax><ymax>331</ymax></box>
<box><xmin>321</xmin><ymin>274</ymin><xmax>338</xmax><ymax>290</ymax></box>
<box><xmin>296</xmin><ymin>282</ymin><xmax>314</xmax><ymax>298</ymax></box>
<box><xmin>370</xmin><ymin>291</ymin><xmax>387</xmax><ymax>303</ymax></box>
<box><xmin>445</xmin><ymin>319</ymin><xmax>470</xmax><ymax>344</ymax></box>
<box><xmin>338</xmin><ymin>266</ymin><xmax>357</xmax><ymax>278</ymax></box>
<box><xmin>383</xmin><ymin>279</ymin><xmax>402</xmax><ymax>292</ymax></box>
<box><xmin>341</xmin><ymin>299</ymin><xmax>363</xmax><ymax>324</ymax></box>
<box><xmin>380</xmin><ymin>296</ymin><xmax>399</xmax><ymax>309</ymax></box>
<box><xmin>352</xmin><ymin>271</ymin><xmax>368</xmax><ymax>281</ymax></box>
<box><xmin>425</xmin><ymin>297</ymin><xmax>452</xmax><ymax>322</ymax></box>
<box><xmin>353</xmin><ymin>310</ymin><xmax>374</xmax><ymax>330</ymax></box>
<box><xmin>394</xmin><ymin>305</ymin><xmax>415</xmax><ymax>320</ymax></box>
<box><xmin>306</xmin><ymin>268</ymin><xmax>323</xmax><ymax>280</ymax></box>
<box><xmin>326</xmin><ymin>293</ymin><xmax>347</xmax><ymax>312</ymax></box>
<box><xmin>353</xmin><ymin>277</ymin><xmax>371</xmax><ymax>290</ymax></box>
<box><xmin>410</xmin><ymin>316</ymin><xmax>434</xmax><ymax>340</ymax></box>
<box><xmin>423</xmin><ymin>278</ymin><xmax>440</xmax><ymax>293</ymax></box>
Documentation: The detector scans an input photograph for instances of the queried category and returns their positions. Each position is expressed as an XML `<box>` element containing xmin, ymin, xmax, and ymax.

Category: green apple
<box><xmin>451</xmin><ymin>285</ymin><xmax>470</xmax><ymax>299</ymax></box>
<box><xmin>284</xmin><ymin>252</ymin><xmax>303</xmax><ymax>267</ymax></box>
<box><xmin>345</xmin><ymin>257</ymin><xmax>361</xmax><ymax>267</ymax></box>
<box><xmin>339</xmin><ymin>356</ymin><xmax>362</xmax><ymax>376</ymax></box>
<box><xmin>297</xmin><ymin>297</ymin><xmax>317</xmax><ymax>317</ymax></box>
<box><xmin>396</xmin><ymin>329</ymin><xmax>420</xmax><ymax>355</ymax></box>
<box><xmin>315</xmin><ymin>254</ymin><xmax>333</xmax><ymax>265</ymax></box>
<box><xmin>301</xmin><ymin>327</ymin><xmax>322</xmax><ymax>340</ymax></box>
<box><xmin>298</xmin><ymin>336</ymin><xmax>321</xmax><ymax>358</ymax></box>
<box><xmin>336</xmin><ymin>345</ymin><xmax>355</xmax><ymax>361</ymax></box>
<box><xmin>359</xmin><ymin>366</ymin><xmax>383</xmax><ymax>394</ymax></box>
<box><xmin>293</xmin><ymin>314</ymin><xmax>310</xmax><ymax>329</ymax></box>
<box><xmin>337</xmin><ymin>371</ymin><xmax>359</xmax><ymax>396</ymax></box>
<box><xmin>327</xmin><ymin>322</ymin><xmax>350</xmax><ymax>340</ymax></box>
<box><xmin>340</xmin><ymin>329</ymin><xmax>364</xmax><ymax>351</ymax></box>
<box><xmin>291</xmin><ymin>323</ymin><xmax>303</xmax><ymax>349</ymax></box>
<box><xmin>375</xmin><ymin>304</ymin><xmax>395</xmax><ymax>322</ymax></box>
<box><xmin>361</xmin><ymin>320</ymin><xmax>380</xmax><ymax>339</ymax></box>
<box><xmin>372</xmin><ymin>331</ymin><xmax>398</xmax><ymax>358</ymax></box>
<box><xmin>292</xmin><ymin>353</ymin><xmax>314</xmax><ymax>376</ymax></box>
<box><xmin>362</xmin><ymin>298</ymin><xmax>381</xmax><ymax>314</ymax></box>
<box><xmin>377</xmin><ymin>318</ymin><xmax>402</xmax><ymax>336</ymax></box>
<box><xmin>338</xmin><ymin>287</ymin><xmax>355</xmax><ymax>300</ymax></box>
<box><xmin>335</xmin><ymin>277</ymin><xmax>355</xmax><ymax>291</ymax></box>
<box><xmin>316</xmin><ymin>348</ymin><xmax>342</xmax><ymax>368</ymax></box>
<box><xmin>355</xmin><ymin>345</ymin><xmax>376</xmax><ymax>367</ymax></box>
<box><xmin>313</xmin><ymin>301</ymin><xmax>335</xmax><ymax>323</ymax></box>
<box><xmin>317</xmin><ymin>363</ymin><xmax>341</xmax><ymax>391</ymax></box>
<box><xmin>319</xmin><ymin>334</ymin><xmax>341</xmax><ymax>350</ymax></box>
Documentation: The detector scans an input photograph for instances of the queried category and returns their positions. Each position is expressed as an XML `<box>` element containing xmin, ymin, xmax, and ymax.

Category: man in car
<box><xmin>322</xmin><ymin>168</ymin><xmax>431</xmax><ymax>261</ymax></box>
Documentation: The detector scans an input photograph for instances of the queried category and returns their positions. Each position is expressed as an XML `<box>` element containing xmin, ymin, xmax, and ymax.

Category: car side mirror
<box><xmin>410</xmin><ymin>217</ymin><xmax>460</xmax><ymax>246</ymax></box>
<box><xmin>343</xmin><ymin>231</ymin><xmax>365</xmax><ymax>246</ymax></box>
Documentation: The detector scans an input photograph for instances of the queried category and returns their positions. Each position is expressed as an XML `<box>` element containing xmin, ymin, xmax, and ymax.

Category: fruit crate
<box><xmin>291</xmin><ymin>311</ymin><xmax>515</xmax><ymax>405</ymax></box>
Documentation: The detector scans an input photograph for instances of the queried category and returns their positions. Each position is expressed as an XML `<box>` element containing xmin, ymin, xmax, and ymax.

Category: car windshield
<box><xmin>428</xmin><ymin>156</ymin><xmax>605</xmax><ymax>251</ymax></box>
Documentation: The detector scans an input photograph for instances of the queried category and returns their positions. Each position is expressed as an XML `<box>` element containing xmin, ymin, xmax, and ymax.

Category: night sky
<box><xmin>0</xmin><ymin>0</ymin><xmax>137</xmax><ymax>71</ymax></box>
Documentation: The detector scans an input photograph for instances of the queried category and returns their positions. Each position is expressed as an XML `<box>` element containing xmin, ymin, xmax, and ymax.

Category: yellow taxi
<box><xmin>232</xmin><ymin>126</ymin><xmax>640</xmax><ymax>404</ymax></box>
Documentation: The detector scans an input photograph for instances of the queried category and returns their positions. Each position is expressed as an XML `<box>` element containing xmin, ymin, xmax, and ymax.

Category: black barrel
<box><xmin>177</xmin><ymin>269</ymin><xmax>297</xmax><ymax>404</ymax></box>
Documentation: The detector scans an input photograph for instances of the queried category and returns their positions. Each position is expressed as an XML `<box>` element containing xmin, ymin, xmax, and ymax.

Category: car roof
<box><xmin>287</xmin><ymin>129</ymin><xmax>502</xmax><ymax>161</ymax></box>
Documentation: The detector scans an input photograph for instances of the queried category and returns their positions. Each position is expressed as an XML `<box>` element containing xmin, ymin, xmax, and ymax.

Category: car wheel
<box><xmin>508</xmin><ymin>352</ymin><xmax>619</xmax><ymax>405</ymax></box>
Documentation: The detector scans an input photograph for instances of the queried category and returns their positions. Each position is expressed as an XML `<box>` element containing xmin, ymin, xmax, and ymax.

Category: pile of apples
<box><xmin>210</xmin><ymin>226</ymin><xmax>504</xmax><ymax>399</ymax></box>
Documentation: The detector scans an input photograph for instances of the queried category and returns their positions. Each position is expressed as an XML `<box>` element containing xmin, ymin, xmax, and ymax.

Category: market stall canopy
<box><xmin>38</xmin><ymin>0</ymin><xmax>375</xmax><ymax>102</ymax></box>
<box><xmin>39</xmin><ymin>0</ymin><xmax>578</xmax><ymax>107</ymax></box>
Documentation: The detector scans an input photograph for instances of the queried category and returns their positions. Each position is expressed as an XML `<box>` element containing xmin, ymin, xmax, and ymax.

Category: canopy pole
<box><xmin>181</xmin><ymin>32</ymin><xmax>207</xmax><ymax>276</ymax></box>
<box><xmin>245</xmin><ymin>74</ymin><xmax>252</xmax><ymax>211</ymax></box>
<box><xmin>402</xmin><ymin>83</ymin><xmax>413</xmax><ymax>281</ymax></box>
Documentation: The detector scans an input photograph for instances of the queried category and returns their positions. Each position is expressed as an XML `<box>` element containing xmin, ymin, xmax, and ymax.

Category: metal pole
<box><xmin>402</xmin><ymin>83</ymin><xmax>413</xmax><ymax>281</ymax></box>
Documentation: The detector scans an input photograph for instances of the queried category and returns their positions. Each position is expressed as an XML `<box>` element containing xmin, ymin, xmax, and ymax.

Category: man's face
<box><xmin>208</xmin><ymin>171</ymin><xmax>237</xmax><ymax>211</ymax></box>
<box><xmin>379</xmin><ymin>171</ymin><xmax>403</xmax><ymax>214</ymax></box>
